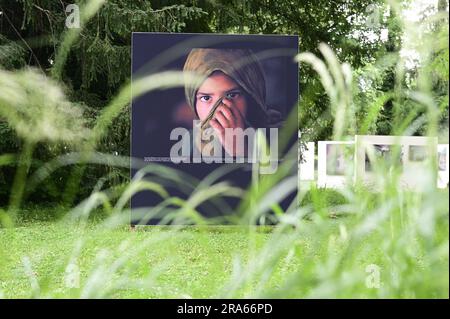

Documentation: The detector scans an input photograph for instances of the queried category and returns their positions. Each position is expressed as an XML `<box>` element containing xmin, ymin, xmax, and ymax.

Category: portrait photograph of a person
<box><xmin>131</xmin><ymin>33</ymin><xmax>298</xmax><ymax>223</ymax></box>
<box><xmin>182</xmin><ymin>48</ymin><xmax>283</xmax><ymax>159</ymax></box>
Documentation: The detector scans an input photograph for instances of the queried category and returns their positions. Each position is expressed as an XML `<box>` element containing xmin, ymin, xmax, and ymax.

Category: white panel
<box><xmin>437</xmin><ymin>144</ymin><xmax>449</xmax><ymax>189</ymax></box>
<box><xmin>300</xmin><ymin>142</ymin><xmax>315</xmax><ymax>181</ymax></box>
<box><xmin>355</xmin><ymin>135</ymin><xmax>438</xmax><ymax>191</ymax></box>
<box><xmin>318</xmin><ymin>141</ymin><xmax>354</xmax><ymax>188</ymax></box>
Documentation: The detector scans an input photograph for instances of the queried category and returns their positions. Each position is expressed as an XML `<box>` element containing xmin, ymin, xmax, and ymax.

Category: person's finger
<box><xmin>229</xmin><ymin>104</ymin><xmax>244</xmax><ymax>123</ymax></box>
<box><xmin>210</xmin><ymin>119</ymin><xmax>224</xmax><ymax>135</ymax></box>
<box><xmin>217</xmin><ymin>105</ymin><xmax>235</xmax><ymax>125</ymax></box>
<box><xmin>214</xmin><ymin>111</ymin><xmax>229</xmax><ymax>128</ymax></box>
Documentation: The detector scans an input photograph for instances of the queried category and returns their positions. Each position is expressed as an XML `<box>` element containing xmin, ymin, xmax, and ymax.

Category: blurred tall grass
<box><xmin>0</xmin><ymin>0</ymin><xmax>448</xmax><ymax>298</ymax></box>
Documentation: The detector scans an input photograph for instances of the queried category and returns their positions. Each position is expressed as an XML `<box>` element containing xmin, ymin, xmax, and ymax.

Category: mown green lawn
<box><xmin>0</xmin><ymin>203</ymin><xmax>448</xmax><ymax>299</ymax></box>
<box><xmin>0</xmin><ymin>213</ymin><xmax>279</xmax><ymax>298</ymax></box>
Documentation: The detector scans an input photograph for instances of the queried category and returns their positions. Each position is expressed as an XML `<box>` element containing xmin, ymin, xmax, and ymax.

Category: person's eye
<box><xmin>199</xmin><ymin>95</ymin><xmax>212</xmax><ymax>102</ymax></box>
<box><xmin>226</xmin><ymin>91</ymin><xmax>240</xmax><ymax>99</ymax></box>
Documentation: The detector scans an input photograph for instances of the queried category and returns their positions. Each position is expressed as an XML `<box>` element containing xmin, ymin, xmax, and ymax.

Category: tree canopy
<box><xmin>0</xmin><ymin>0</ymin><xmax>448</xmax><ymax>204</ymax></box>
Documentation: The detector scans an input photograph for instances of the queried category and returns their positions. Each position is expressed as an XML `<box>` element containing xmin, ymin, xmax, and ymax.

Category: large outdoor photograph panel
<box><xmin>131</xmin><ymin>33</ymin><xmax>299</xmax><ymax>224</ymax></box>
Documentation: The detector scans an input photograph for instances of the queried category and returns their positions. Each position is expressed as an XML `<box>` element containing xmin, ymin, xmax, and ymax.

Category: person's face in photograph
<box><xmin>195</xmin><ymin>71</ymin><xmax>247</xmax><ymax>130</ymax></box>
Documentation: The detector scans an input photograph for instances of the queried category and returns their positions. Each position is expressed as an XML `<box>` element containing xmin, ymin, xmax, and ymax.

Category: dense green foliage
<box><xmin>1</xmin><ymin>0</ymin><xmax>423</xmax><ymax>204</ymax></box>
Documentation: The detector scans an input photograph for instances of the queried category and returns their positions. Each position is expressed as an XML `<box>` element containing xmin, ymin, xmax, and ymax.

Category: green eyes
<box><xmin>225</xmin><ymin>92</ymin><xmax>240</xmax><ymax>99</ymax></box>
<box><xmin>199</xmin><ymin>95</ymin><xmax>212</xmax><ymax>102</ymax></box>
<box><xmin>198</xmin><ymin>91</ymin><xmax>241</xmax><ymax>103</ymax></box>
